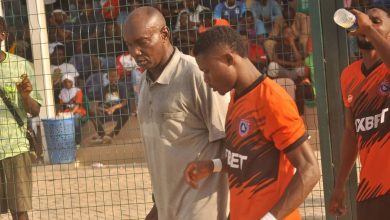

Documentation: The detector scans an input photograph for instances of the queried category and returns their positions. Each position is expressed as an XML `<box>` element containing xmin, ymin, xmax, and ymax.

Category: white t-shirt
<box><xmin>51</xmin><ymin>63</ymin><xmax>80</xmax><ymax>84</ymax></box>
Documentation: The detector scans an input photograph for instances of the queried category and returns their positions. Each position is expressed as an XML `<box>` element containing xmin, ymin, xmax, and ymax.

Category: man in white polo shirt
<box><xmin>123</xmin><ymin>6</ymin><xmax>229</xmax><ymax>220</ymax></box>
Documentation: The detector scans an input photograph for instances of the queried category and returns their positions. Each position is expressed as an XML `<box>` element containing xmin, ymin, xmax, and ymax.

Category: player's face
<box><xmin>195</xmin><ymin>49</ymin><xmax>237</xmax><ymax>95</ymax></box>
<box><xmin>358</xmin><ymin>8</ymin><xmax>390</xmax><ymax>49</ymax></box>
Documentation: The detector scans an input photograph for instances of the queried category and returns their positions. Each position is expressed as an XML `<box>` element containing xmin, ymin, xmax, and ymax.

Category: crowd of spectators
<box><xmin>2</xmin><ymin>0</ymin><xmax>388</xmax><ymax>144</ymax></box>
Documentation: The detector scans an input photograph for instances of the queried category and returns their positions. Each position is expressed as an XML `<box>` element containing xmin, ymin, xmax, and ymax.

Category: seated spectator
<box><xmin>50</xmin><ymin>42</ymin><xmax>80</xmax><ymax>105</ymax></box>
<box><xmin>47</xmin><ymin>9</ymin><xmax>75</xmax><ymax>58</ymax></box>
<box><xmin>198</xmin><ymin>9</ymin><xmax>230</xmax><ymax>33</ymax></box>
<box><xmin>74</xmin><ymin>0</ymin><xmax>105</xmax><ymax>55</ymax></box>
<box><xmin>47</xmin><ymin>9</ymin><xmax>73</xmax><ymax>43</ymax></box>
<box><xmin>91</xmin><ymin>21</ymin><xmax>124</xmax><ymax>67</ymax></box>
<box><xmin>9</xmin><ymin>40</ymin><xmax>32</xmax><ymax>61</ymax></box>
<box><xmin>69</xmin><ymin>53</ymin><xmax>101</xmax><ymax>81</ymax></box>
<box><xmin>239</xmin><ymin>10</ymin><xmax>267</xmax><ymax>43</ymax></box>
<box><xmin>267</xmin><ymin>26</ymin><xmax>305</xmax><ymax>80</ymax></box>
<box><xmin>57</xmin><ymin>75</ymin><xmax>86</xmax><ymax>144</ymax></box>
<box><xmin>264</xmin><ymin>5</ymin><xmax>310</xmax><ymax>60</ymax></box>
<box><xmin>240</xmin><ymin>30</ymin><xmax>267</xmax><ymax>71</ymax></box>
<box><xmin>174</xmin><ymin>0</ymin><xmax>209</xmax><ymax>31</ymax></box>
<box><xmin>89</xmin><ymin>69</ymin><xmax>130</xmax><ymax>144</ymax></box>
<box><xmin>249</xmin><ymin>0</ymin><xmax>282</xmax><ymax>33</ymax></box>
<box><xmin>85</xmin><ymin>71</ymin><xmax>110</xmax><ymax>102</ymax></box>
<box><xmin>173</xmin><ymin>0</ymin><xmax>209</xmax><ymax>53</ymax></box>
<box><xmin>116</xmin><ymin>52</ymin><xmax>141</xmax><ymax>110</ymax></box>
<box><xmin>213</xmin><ymin>0</ymin><xmax>246</xmax><ymax>28</ymax></box>
<box><xmin>100</xmin><ymin>0</ymin><xmax>120</xmax><ymax>20</ymax></box>
<box><xmin>116</xmin><ymin>0</ymin><xmax>141</xmax><ymax>26</ymax></box>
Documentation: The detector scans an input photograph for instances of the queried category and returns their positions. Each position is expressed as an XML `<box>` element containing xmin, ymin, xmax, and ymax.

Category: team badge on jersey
<box><xmin>379</xmin><ymin>81</ymin><xmax>390</xmax><ymax>95</ymax></box>
<box><xmin>239</xmin><ymin>119</ymin><xmax>250</xmax><ymax>136</ymax></box>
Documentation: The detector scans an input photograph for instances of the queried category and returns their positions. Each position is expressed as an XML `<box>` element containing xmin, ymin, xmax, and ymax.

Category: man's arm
<box><xmin>269</xmin><ymin>140</ymin><xmax>321</xmax><ymax>219</ymax></box>
<box><xmin>17</xmin><ymin>75</ymin><xmax>40</xmax><ymax>117</ymax></box>
<box><xmin>351</xmin><ymin>9</ymin><xmax>390</xmax><ymax>68</ymax></box>
<box><xmin>329</xmin><ymin>108</ymin><xmax>358</xmax><ymax>216</ymax></box>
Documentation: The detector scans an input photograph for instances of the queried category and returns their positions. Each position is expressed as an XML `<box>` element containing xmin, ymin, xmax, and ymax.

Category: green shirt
<box><xmin>0</xmin><ymin>52</ymin><xmax>42</xmax><ymax>160</ymax></box>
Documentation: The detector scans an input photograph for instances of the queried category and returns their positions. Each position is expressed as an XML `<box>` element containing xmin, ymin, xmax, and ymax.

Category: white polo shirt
<box><xmin>138</xmin><ymin>48</ymin><xmax>229</xmax><ymax>220</ymax></box>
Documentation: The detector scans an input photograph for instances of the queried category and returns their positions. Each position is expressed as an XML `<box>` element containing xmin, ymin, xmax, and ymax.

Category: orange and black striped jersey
<box><xmin>340</xmin><ymin>60</ymin><xmax>390</xmax><ymax>202</ymax></box>
<box><xmin>225</xmin><ymin>75</ymin><xmax>308</xmax><ymax>220</ymax></box>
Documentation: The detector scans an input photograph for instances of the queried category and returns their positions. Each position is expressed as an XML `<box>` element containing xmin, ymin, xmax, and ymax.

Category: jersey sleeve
<box><xmin>262</xmin><ymin>82</ymin><xmax>308</xmax><ymax>151</ymax></box>
<box><xmin>213</xmin><ymin>4</ymin><xmax>223</xmax><ymax>19</ymax></box>
<box><xmin>340</xmin><ymin>68</ymin><xmax>352</xmax><ymax>108</ymax></box>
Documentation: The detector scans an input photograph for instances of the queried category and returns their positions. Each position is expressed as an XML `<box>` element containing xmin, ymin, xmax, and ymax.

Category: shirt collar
<box><xmin>146</xmin><ymin>47</ymin><xmax>180</xmax><ymax>85</ymax></box>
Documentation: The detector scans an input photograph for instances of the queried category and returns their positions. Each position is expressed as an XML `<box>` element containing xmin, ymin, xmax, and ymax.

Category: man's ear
<box><xmin>161</xmin><ymin>26</ymin><xmax>170</xmax><ymax>41</ymax></box>
<box><xmin>225</xmin><ymin>52</ymin><xmax>235</xmax><ymax>66</ymax></box>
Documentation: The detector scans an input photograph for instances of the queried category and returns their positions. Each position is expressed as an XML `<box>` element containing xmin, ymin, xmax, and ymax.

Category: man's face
<box><xmin>227</xmin><ymin>0</ymin><xmax>236</xmax><ymax>7</ymax></box>
<box><xmin>357</xmin><ymin>8</ymin><xmax>390</xmax><ymax>50</ymax></box>
<box><xmin>63</xmin><ymin>79</ymin><xmax>73</xmax><ymax>89</ymax></box>
<box><xmin>243</xmin><ymin>14</ymin><xmax>254</xmax><ymax>29</ymax></box>
<box><xmin>185</xmin><ymin>0</ymin><xmax>198</xmax><ymax>12</ymax></box>
<box><xmin>195</xmin><ymin>48</ymin><xmax>237</xmax><ymax>95</ymax></box>
<box><xmin>53</xmin><ymin>12</ymin><xmax>67</xmax><ymax>24</ymax></box>
<box><xmin>123</xmin><ymin>22</ymin><xmax>168</xmax><ymax>70</ymax></box>
<box><xmin>108</xmin><ymin>71</ymin><xmax>119</xmax><ymax>83</ymax></box>
<box><xmin>51</xmin><ymin>48</ymin><xmax>66</xmax><ymax>65</ymax></box>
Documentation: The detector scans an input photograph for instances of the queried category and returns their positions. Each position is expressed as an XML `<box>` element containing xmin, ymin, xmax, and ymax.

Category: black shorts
<box><xmin>357</xmin><ymin>194</ymin><xmax>390</xmax><ymax>220</ymax></box>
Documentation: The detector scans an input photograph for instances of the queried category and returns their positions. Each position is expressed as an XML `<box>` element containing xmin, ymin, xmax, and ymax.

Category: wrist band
<box><xmin>212</xmin><ymin>159</ymin><xmax>222</xmax><ymax>173</ymax></box>
<box><xmin>261</xmin><ymin>212</ymin><xmax>276</xmax><ymax>220</ymax></box>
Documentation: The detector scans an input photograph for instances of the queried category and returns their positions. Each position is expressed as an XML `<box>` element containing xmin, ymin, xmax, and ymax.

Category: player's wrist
<box><xmin>260</xmin><ymin>212</ymin><xmax>276</xmax><ymax>220</ymax></box>
<box><xmin>211</xmin><ymin>159</ymin><xmax>222</xmax><ymax>173</ymax></box>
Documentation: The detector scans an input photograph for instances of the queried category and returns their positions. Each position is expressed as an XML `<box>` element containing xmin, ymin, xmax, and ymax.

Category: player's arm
<box><xmin>184</xmin><ymin>158</ymin><xmax>228</xmax><ymax>189</ymax></box>
<box><xmin>329</xmin><ymin>108</ymin><xmax>358</xmax><ymax>216</ymax></box>
<box><xmin>268</xmin><ymin>140</ymin><xmax>320</xmax><ymax>219</ymax></box>
<box><xmin>351</xmin><ymin>9</ymin><xmax>390</xmax><ymax>68</ymax></box>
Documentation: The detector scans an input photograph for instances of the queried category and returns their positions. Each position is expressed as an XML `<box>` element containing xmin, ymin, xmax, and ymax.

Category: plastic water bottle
<box><xmin>333</xmin><ymin>8</ymin><xmax>358</xmax><ymax>32</ymax></box>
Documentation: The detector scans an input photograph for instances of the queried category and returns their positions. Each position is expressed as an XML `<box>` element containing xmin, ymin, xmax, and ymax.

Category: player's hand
<box><xmin>184</xmin><ymin>160</ymin><xmax>213</xmax><ymax>189</ymax></box>
<box><xmin>349</xmin><ymin>9</ymin><xmax>373</xmax><ymax>35</ymax></box>
<box><xmin>329</xmin><ymin>187</ymin><xmax>347</xmax><ymax>217</ymax></box>
<box><xmin>16</xmin><ymin>74</ymin><xmax>32</xmax><ymax>98</ymax></box>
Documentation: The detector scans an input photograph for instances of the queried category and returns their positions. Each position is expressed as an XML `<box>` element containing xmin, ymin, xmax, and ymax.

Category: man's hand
<box><xmin>350</xmin><ymin>9</ymin><xmax>373</xmax><ymax>35</ymax></box>
<box><xmin>329</xmin><ymin>186</ymin><xmax>347</xmax><ymax>217</ymax></box>
<box><xmin>105</xmin><ymin>107</ymin><xmax>115</xmax><ymax>115</ymax></box>
<box><xmin>16</xmin><ymin>74</ymin><xmax>32</xmax><ymax>98</ymax></box>
<box><xmin>184</xmin><ymin>160</ymin><xmax>213</xmax><ymax>189</ymax></box>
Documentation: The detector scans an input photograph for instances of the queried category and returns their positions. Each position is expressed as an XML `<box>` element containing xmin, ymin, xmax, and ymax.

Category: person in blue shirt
<box><xmin>213</xmin><ymin>0</ymin><xmax>246</xmax><ymax>27</ymax></box>
<box><xmin>249</xmin><ymin>0</ymin><xmax>282</xmax><ymax>33</ymax></box>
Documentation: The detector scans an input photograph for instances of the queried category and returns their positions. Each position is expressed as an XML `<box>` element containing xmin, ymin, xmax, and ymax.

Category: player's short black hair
<box><xmin>367</xmin><ymin>5</ymin><xmax>390</xmax><ymax>17</ymax></box>
<box><xmin>193</xmin><ymin>26</ymin><xmax>247</xmax><ymax>58</ymax></box>
<box><xmin>0</xmin><ymin>16</ymin><xmax>7</xmax><ymax>33</ymax></box>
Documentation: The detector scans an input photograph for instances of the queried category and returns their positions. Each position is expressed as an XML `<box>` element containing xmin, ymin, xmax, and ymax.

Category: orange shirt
<box><xmin>226</xmin><ymin>75</ymin><xmax>307</xmax><ymax>220</ymax></box>
<box><xmin>340</xmin><ymin>60</ymin><xmax>390</xmax><ymax>202</ymax></box>
<box><xmin>59</xmin><ymin>90</ymin><xmax>87</xmax><ymax>117</ymax></box>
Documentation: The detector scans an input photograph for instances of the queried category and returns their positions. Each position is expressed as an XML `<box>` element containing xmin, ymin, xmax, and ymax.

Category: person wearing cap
<box><xmin>58</xmin><ymin>74</ymin><xmax>86</xmax><ymax>144</ymax></box>
<box><xmin>0</xmin><ymin>16</ymin><xmax>42</xmax><ymax>220</ymax></box>
<box><xmin>89</xmin><ymin>68</ymin><xmax>130</xmax><ymax>144</ymax></box>
<box><xmin>48</xmin><ymin>9</ymin><xmax>74</xmax><ymax>44</ymax></box>
<box><xmin>198</xmin><ymin>9</ymin><xmax>230</xmax><ymax>33</ymax></box>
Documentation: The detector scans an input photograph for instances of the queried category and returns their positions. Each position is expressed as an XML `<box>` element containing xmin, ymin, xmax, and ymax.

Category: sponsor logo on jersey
<box><xmin>355</xmin><ymin>108</ymin><xmax>388</xmax><ymax>132</ymax></box>
<box><xmin>226</xmin><ymin>149</ymin><xmax>248</xmax><ymax>170</ymax></box>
